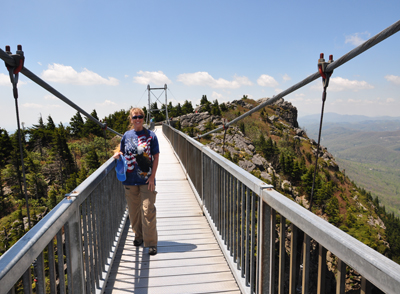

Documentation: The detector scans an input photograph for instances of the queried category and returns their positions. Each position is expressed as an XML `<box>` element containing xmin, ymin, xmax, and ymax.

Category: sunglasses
<box><xmin>132</xmin><ymin>115</ymin><xmax>144</xmax><ymax>120</ymax></box>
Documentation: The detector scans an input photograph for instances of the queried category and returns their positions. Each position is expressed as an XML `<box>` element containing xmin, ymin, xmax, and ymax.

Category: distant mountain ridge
<box><xmin>299</xmin><ymin>112</ymin><xmax>400</xmax><ymax>124</ymax></box>
<box><xmin>299</xmin><ymin>112</ymin><xmax>400</xmax><ymax>217</ymax></box>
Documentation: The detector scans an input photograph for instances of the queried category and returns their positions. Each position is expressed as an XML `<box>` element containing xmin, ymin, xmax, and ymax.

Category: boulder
<box><xmin>238</xmin><ymin>160</ymin><xmax>256</xmax><ymax>173</ymax></box>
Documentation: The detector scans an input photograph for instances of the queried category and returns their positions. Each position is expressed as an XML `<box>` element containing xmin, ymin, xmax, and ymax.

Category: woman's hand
<box><xmin>113</xmin><ymin>151</ymin><xmax>123</xmax><ymax>159</ymax></box>
<box><xmin>146</xmin><ymin>174</ymin><xmax>156</xmax><ymax>191</ymax></box>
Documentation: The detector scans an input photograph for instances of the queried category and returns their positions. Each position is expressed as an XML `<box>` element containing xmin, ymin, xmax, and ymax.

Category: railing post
<box><xmin>289</xmin><ymin>224</ymin><xmax>298</xmax><ymax>294</ymax></box>
<box><xmin>317</xmin><ymin>244</ymin><xmax>327</xmax><ymax>294</ymax></box>
<box><xmin>258</xmin><ymin>201</ymin><xmax>275</xmax><ymax>293</ymax></box>
<box><xmin>22</xmin><ymin>268</ymin><xmax>32</xmax><ymax>294</ymax></box>
<box><xmin>66</xmin><ymin>209</ymin><xmax>86</xmax><ymax>294</ymax></box>
<box><xmin>336</xmin><ymin>258</ymin><xmax>346</xmax><ymax>294</ymax></box>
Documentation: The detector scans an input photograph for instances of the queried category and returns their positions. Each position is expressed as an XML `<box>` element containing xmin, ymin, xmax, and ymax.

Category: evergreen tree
<box><xmin>25</xmin><ymin>153</ymin><xmax>47</xmax><ymax>201</ymax></box>
<box><xmin>27</xmin><ymin>115</ymin><xmax>50</xmax><ymax>157</ymax></box>
<box><xmin>51</xmin><ymin>124</ymin><xmax>76</xmax><ymax>186</ymax></box>
<box><xmin>200</xmin><ymin>95</ymin><xmax>211</xmax><ymax>112</ymax></box>
<box><xmin>46</xmin><ymin>115</ymin><xmax>56</xmax><ymax>131</ymax></box>
<box><xmin>7</xmin><ymin>132</ymin><xmax>27</xmax><ymax>198</ymax></box>
<box><xmin>211</xmin><ymin>100</ymin><xmax>221</xmax><ymax>116</ymax></box>
<box><xmin>70</xmin><ymin>112</ymin><xmax>85</xmax><ymax>138</ymax></box>
<box><xmin>65</xmin><ymin>172</ymin><xmax>78</xmax><ymax>193</ymax></box>
<box><xmin>84</xmin><ymin>110</ymin><xmax>103</xmax><ymax>137</ymax></box>
<box><xmin>104</xmin><ymin>109</ymin><xmax>130</xmax><ymax>134</ymax></box>
<box><xmin>175</xmin><ymin>103</ymin><xmax>182</xmax><ymax>117</ymax></box>
<box><xmin>181</xmin><ymin>100</ymin><xmax>194</xmax><ymax>115</ymax></box>
<box><xmin>325</xmin><ymin>196</ymin><xmax>341</xmax><ymax>225</ymax></box>
<box><xmin>301</xmin><ymin>166</ymin><xmax>314</xmax><ymax>198</ymax></box>
<box><xmin>0</xmin><ymin>128</ymin><xmax>12</xmax><ymax>168</ymax></box>
<box><xmin>86</xmin><ymin>148</ymin><xmax>100</xmax><ymax>171</ymax></box>
<box><xmin>47</xmin><ymin>187</ymin><xmax>58</xmax><ymax>209</ymax></box>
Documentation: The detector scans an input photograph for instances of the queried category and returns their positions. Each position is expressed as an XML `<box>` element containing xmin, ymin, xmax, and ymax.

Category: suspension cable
<box><xmin>0</xmin><ymin>49</ymin><xmax>123</xmax><ymax>138</ymax></box>
<box><xmin>196</xmin><ymin>19</ymin><xmax>400</xmax><ymax>139</ymax></box>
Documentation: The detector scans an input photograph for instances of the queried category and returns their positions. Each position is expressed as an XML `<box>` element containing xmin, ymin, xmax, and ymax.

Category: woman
<box><xmin>113</xmin><ymin>108</ymin><xmax>160</xmax><ymax>255</ymax></box>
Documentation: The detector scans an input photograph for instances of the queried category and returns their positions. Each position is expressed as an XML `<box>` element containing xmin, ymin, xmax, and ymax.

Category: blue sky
<box><xmin>1</xmin><ymin>1</ymin><xmax>400</xmax><ymax>132</ymax></box>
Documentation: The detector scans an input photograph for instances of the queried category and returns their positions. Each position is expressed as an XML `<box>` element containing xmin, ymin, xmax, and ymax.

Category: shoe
<box><xmin>133</xmin><ymin>239</ymin><xmax>143</xmax><ymax>246</ymax></box>
<box><xmin>149</xmin><ymin>246</ymin><xmax>157</xmax><ymax>255</ymax></box>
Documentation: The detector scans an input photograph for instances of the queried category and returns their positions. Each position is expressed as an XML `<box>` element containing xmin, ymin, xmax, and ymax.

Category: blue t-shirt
<box><xmin>119</xmin><ymin>128</ymin><xmax>160</xmax><ymax>186</ymax></box>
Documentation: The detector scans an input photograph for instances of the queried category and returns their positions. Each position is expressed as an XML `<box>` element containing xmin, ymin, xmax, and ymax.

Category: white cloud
<box><xmin>177</xmin><ymin>72</ymin><xmax>252</xmax><ymax>89</ymax></box>
<box><xmin>345</xmin><ymin>32</ymin><xmax>370</xmax><ymax>46</ymax></box>
<box><xmin>38</xmin><ymin>62</ymin><xmax>42</xmax><ymax>66</ymax></box>
<box><xmin>283</xmin><ymin>74</ymin><xmax>291</xmax><ymax>81</ymax></box>
<box><xmin>41</xmin><ymin>63</ymin><xmax>119</xmax><ymax>86</ymax></box>
<box><xmin>44</xmin><ymin>95</ymin><xmax>57</xmax><ymax>100</ymax></box>
<box><xmin>385</xmin><ymin>75</ymin><xmax>400</xmax><ymax>85</ymax></box>
<box><xmin>0</xmin><ymin>73</ymin><xmax>9</xmax><ymax>86</ymax></box>
<box><xmin>257</xmin><ymin>74</ymin><xmax>278</xmax><ymax>87</ymax></box>
<box><xmin>0</xmin><ymin>73</ymin><xmax>27</xmax><ymax>86</ymax></box>
<box><xmin>311</xmin><ymin>77</ymin><xmax>374</xmax><ymax>92</ymax></box>
<box><xmin>386</xmin><ymin>98</ymin><xmax>395</xmax><ymax>103</ymax></box>
<box><xmin>211</xmin><ymin>91</ymin><xmax>223</xmax><ymax>100</ymax></box>
<box><xmin>133</xmin><ymin>71</ymin><xmax>171</xmax><ymax>86</ymax></box>
<box><xmin>96</xmin><ymin>100</ymin><xmax>117</xmax><ymax>107</ymax></box>
<box><xmin>22</xmin><ymin>103</ymin><xmax>61</xmax><ymax>109</ymax></box>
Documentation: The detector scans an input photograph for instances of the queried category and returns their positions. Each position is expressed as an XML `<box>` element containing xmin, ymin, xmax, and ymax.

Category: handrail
<box><xmin>0</xmin><ymin>157</ymin><xmax>127</xmax><ymax>294</ymax></box>
<box><xmin>163</xmin><ymin>123</ymin><xmax>400</xmax><ymax>294</ymax></box>
<box><xmin>198</xmin><ymin>19</ymin><xmax>400</xmax><ymax>139</ymax></box>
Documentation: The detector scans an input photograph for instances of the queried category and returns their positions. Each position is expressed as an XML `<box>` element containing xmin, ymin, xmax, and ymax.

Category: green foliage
<box><xmin>200</xmin><ymin>95</ymin><xmax>211</xmax><ymax>113</ymax></box>
<box><xmin>325</xmin><ymin>196</ymin><xmax>341</xmax><ymax>225</ymax></box>
<box><xmin>0</xmin><ymin>128</ymin><xmax>12</xmax><ymax>168</ymax></box>
<box><xmin>85</xmin><ymin>148</ymin><xmax>101</xmax><ymax>172</ymax></box>
<box><xmin>104</xmin><ymin>109</ymin><xmax>130</xmax><ymax>135</ymax></box>
<box><xmin>210</xmin><ymin>100</ymin><xmax>221</xmax><ymax>116</ymax></box>
<box><xmin>181</xmin><ymin>100</ymin><xmax>194</xmax><ymax>115</ymax></box>
<box><xmin>69</xmin><ymin>112</ymin><xmax>85</xmax><ymax>138</ymax></box>
<box><xmin>220</xmin><ymin>103</ymin><xmax>228</xmax><ymax>112</ymax></box>
<box><xmin>84</xmin><ymin>110</ymin><xmax>103</xmax><ymax>137</ymax></box>
<box><xmin>255</xmin><ymin>134</ymin><xmax>277</xmax><ymax>159</ymax></box>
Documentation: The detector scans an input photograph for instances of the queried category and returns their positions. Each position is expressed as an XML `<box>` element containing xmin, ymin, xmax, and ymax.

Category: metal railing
<box><xmin>163</xmin><ymin>123</ymin><xmax>400</xmax><ymax>294</ymax></box>
<box><xmin>0</xmin><ymin>158</ymin><xmax>127</xmax><ymax>294</ymax></box>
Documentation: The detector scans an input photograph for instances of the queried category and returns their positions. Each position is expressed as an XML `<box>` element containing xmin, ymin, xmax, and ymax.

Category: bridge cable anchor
<box><xmin>309</xmin><ymin>53</ymin><xmax>334</xmax><ymax>210</ymax></box>
<box><xmin>4</xmin><ymin>45</ymin><xmax>25</xmax><ymax>99</ymax></box>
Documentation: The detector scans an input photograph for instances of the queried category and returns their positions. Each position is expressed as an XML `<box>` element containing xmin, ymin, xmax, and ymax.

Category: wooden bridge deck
<box><xmin>104</xmin><ymin>126</ymin><xmax>241</xmax><ymax>294</ymax></box>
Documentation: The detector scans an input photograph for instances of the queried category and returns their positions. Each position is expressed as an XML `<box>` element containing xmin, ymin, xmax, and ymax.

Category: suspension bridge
<box><xmin>1</xmin><ymin>20</ymin><xmax>400</xmax><ymax>294</ymax></box>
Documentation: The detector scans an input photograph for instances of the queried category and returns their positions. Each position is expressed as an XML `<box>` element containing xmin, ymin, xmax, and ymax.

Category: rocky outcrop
<box><xmin>258</xmin><ymin>97</ymin><xmax>299</xmax><ymax>128</ymax></box>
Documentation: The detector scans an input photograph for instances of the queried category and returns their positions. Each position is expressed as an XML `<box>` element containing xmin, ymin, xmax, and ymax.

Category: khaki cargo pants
<box><xmin>124</xmin><ymin>185</ymin><xmax>158</xmax><ymax>247</ymax></box>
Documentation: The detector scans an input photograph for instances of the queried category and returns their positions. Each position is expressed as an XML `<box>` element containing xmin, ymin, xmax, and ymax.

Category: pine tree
<box><xmin>47</xmin><ymin>187</ymin><xmax>58</xmax><ymax>209</ymax></box>
<box><xmin>211</xmin><ymin>100</ymin><xmax>221</xmax><ymax>116</ymax></box>
<box><xmin>181</xmin><ymin>100</ymin><xmax>194</xmax><ymax>114</ymax></box>
<box><xmin>0</xmin><ymin>128</ymin><xmax>12</xmax><ymax>168</ymax></box>
<box><xmin>84</xmin><ymin>110</ymin><xmax>103</xmax><ymax>137</ymax></box>
<box><xmin>27</xmin><ymin>115</ymin><xmax>48</xmax><ymax>157</ymax></box>
<box><xmin>326</xmin><ymin>196</ymin><xmax>341</xmax><ymax>225</ymax></box>
<box><xmin>70</xmin><ymin>112</ymin><xmax>85</xmax><ymax>138</ymax></box>
<box><xmin>46</xmin><ymin>115</ymin><xmax>56</xmax><ymax>131</ymax></box>
<box><xmin>86</xmin><ymin>148</ymin><xmax>100</xmax><ymax>172</ymax></box>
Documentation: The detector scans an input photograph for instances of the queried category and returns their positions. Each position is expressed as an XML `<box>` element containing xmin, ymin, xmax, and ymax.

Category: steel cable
<box><xmin>0</xmin><ymin>50</ymin><xmax>123</xmax><ymax>138</ymax></box>
<box><xmin>197</xmin><ymin>19</ymin><xmax>400</xmax><ymax>139</ymax></box>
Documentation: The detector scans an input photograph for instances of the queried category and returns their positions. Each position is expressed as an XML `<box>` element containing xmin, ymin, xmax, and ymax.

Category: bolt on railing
<box><xmin>163</xmin><ymin>123</ymin><xmax>400</xmax><ymax>294</ymax></box>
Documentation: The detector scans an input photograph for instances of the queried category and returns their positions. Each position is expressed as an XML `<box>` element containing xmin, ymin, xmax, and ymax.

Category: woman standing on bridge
<box><xmin>113</xmin><ymin>107</ymin><xmax>160</xmax><ymax>255</ymax></box>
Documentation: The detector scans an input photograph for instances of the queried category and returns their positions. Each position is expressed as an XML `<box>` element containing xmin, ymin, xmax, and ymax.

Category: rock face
<box><xmin>175</xmin><ymin>98</ymin><xmax>305</xmax><ymax>183</ymax></box>
<box><xmin>257</xmin><ymin>97</ymin><xmax>299</xmax><ymax>128</ymax></box>
<box><xmin>273</xmin><ymin>98</ymin><xmax>299</xmax><ymax>128</ymax></box>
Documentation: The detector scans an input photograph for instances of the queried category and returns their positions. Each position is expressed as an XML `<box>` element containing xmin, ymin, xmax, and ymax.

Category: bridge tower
<box><xmin>146</xmin><ymin>84</ymin><xmax>169</xmax><ymax>126</ymax></box>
